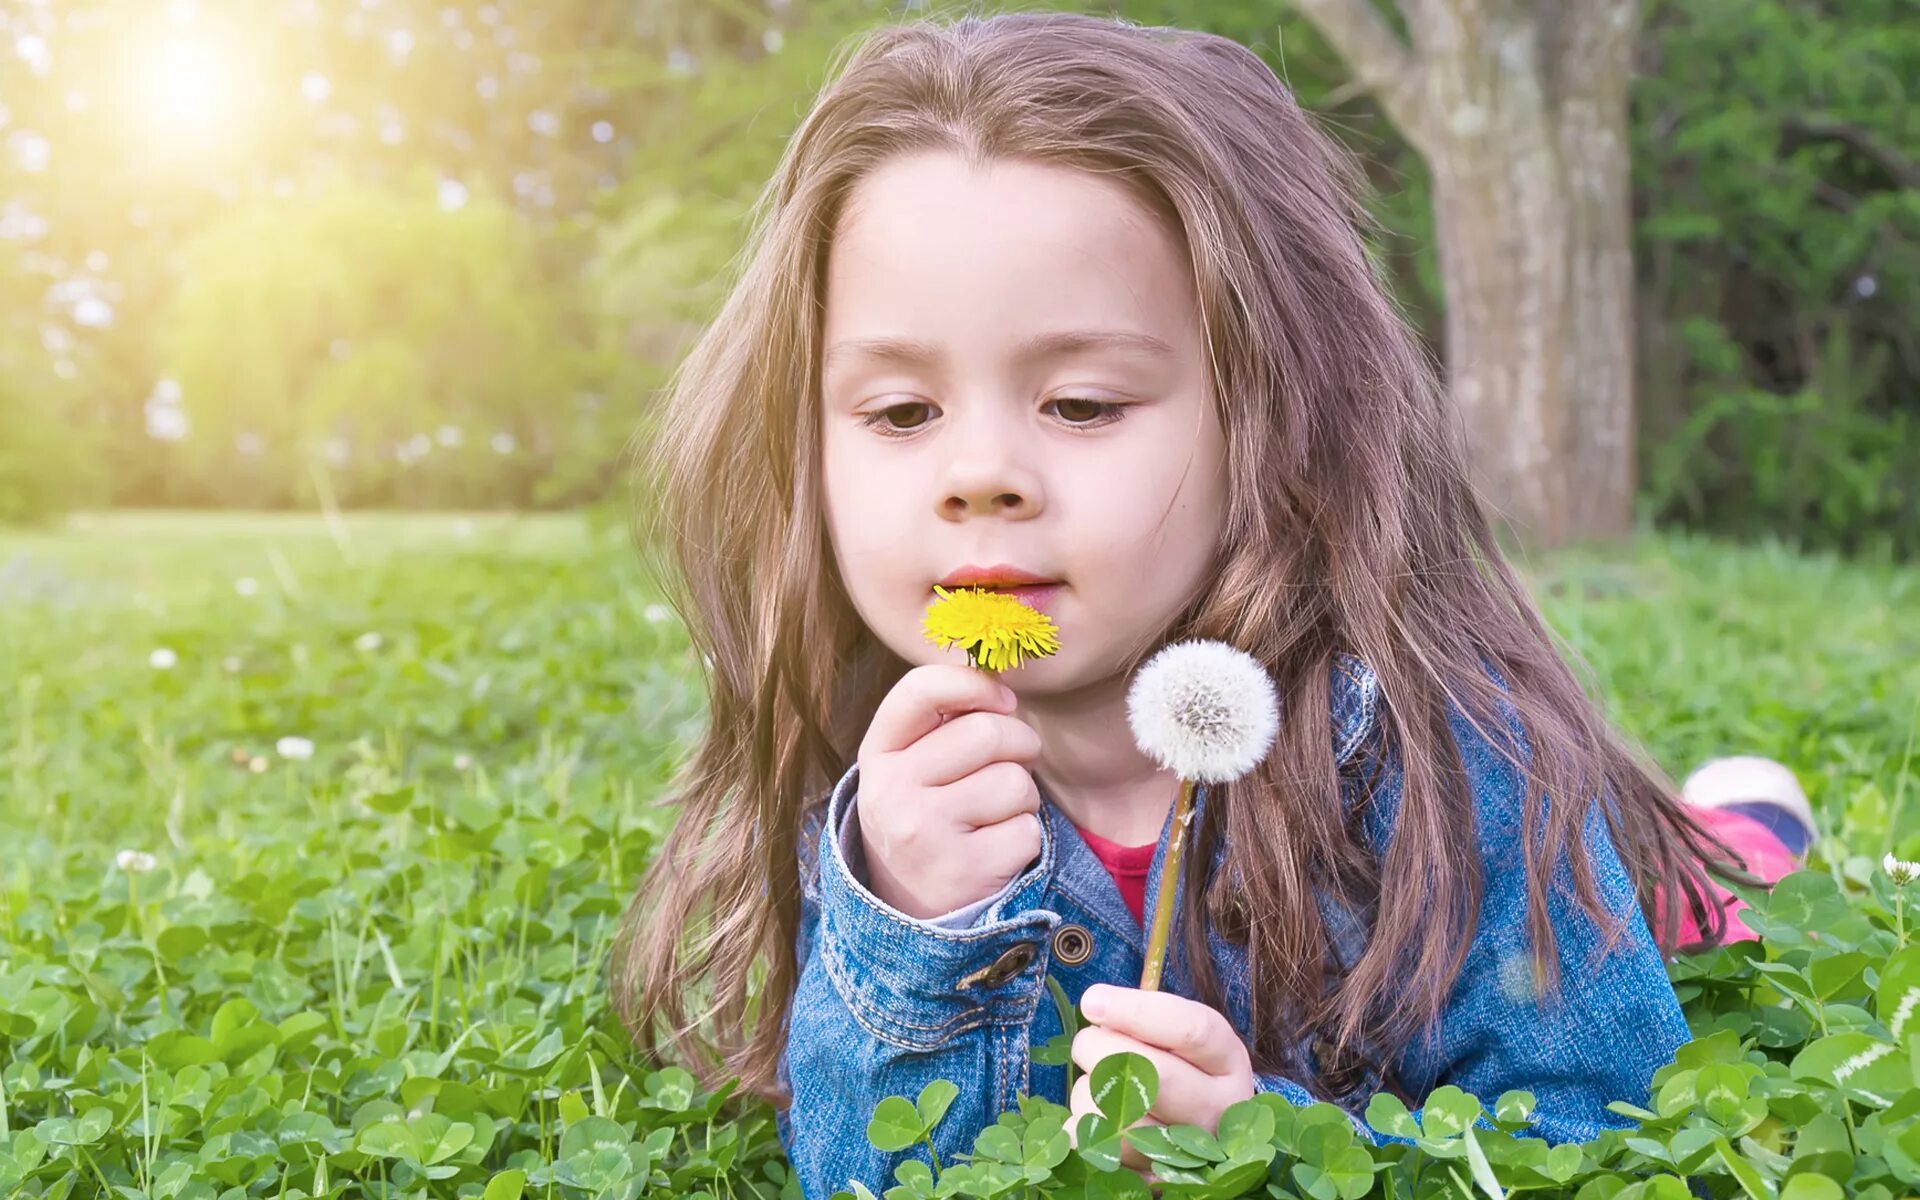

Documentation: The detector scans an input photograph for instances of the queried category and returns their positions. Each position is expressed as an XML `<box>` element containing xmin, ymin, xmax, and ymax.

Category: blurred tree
<box><xmin>1</xmin><ymin>0</ymin><xmax>1911</xmax><ymax>553</ymax></box>
<box><xmin>0</xmin><ymin>291</ymin><xmax>101</xmax><ymax>524</ymax></box>
<box><xmin>153</xmin><ymin>176</ymin><xmax>589</xmax><ymax>508</ymax></box>
<box><xmin>1289</xmin><ymin>0</ymin><xmax>1642</xmax><ymax>551</ymax></box>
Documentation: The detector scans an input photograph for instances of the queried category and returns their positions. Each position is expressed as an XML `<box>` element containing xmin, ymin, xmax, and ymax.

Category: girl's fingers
<box><xmin>1070</xmin><ymin>1023</ymin><xmax>1223</xmax><ymax>1123</ymax></box>
<box><xmin>1079</xmin><ymin>984</ymin><xmax>1247</xmax><ymax>1077</ymax></box>
<box><xmin>860</xmin><ymin>665</ymin><xmax>1016</xmax><ymax>759</ymax></box>
<box><xmin>936</xmin><ymin>756</ymin><xmax>1043</xmax><ymax>828</ymax></box>
<box><xmin>912</xmin><ymin>710</ymin><xmax>1043</xmax><ymax>790</ymax></box>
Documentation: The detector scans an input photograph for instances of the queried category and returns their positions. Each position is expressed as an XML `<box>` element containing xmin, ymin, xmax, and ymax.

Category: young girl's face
<box><xmin>818</xmin><ymin>150</ymin><xmax>1227</xmax><ymax>693</ymax></box>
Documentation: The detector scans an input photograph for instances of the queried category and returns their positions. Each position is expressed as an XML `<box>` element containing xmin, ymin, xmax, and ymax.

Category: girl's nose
<box><xmin>942</xmin><ymin>484</ymin><xmax>1034</xmax><ymax>518</ymax></box>
<box><xmin>937</xmin><ymin>401</ymin><xmax>1044</xmax><ymax>518</ymax></box>
<box><xmin>939</xmin><ymin>454</ymin><xmax>1043</xmax><ymax>518</ymax></box>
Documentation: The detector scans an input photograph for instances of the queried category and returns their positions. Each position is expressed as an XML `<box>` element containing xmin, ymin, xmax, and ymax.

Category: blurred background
<box><xmin>0</xmin><ymin>0</ymin><xmax>1912</xmax><ymax>557</ymax></box>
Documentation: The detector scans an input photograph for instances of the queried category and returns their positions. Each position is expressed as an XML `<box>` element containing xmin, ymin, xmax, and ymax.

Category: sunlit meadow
<box><xmin>0</xmin><ymin>512</ymin><xmax>1915</xmax><ymax>1194</ymax></box>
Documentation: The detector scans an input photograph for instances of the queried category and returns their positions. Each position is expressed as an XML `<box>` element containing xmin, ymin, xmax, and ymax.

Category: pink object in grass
<box><xmin>1650</xmin><ymin>806</ymin><xmax>1801</xmax><ymax>948</ymax></box>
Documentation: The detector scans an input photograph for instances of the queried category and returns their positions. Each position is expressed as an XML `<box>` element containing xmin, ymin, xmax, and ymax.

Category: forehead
<box><xmin>820</xmin><ymin>151</ymin><xmax>1199</xmax><ymax>369</ymax></box>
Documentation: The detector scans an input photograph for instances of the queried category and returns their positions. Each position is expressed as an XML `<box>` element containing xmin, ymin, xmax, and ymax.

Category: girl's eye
<box><xmin>859</xmin><ymin>401</ymin><xmax>936</xmax><ymax>435</ymax></box>
<box><xmin>1048</xmin><ymin>396</ymin><xmax>1123</xmax><ymax>427</ymax></box>
<box><xmin>857</xmin><ymin>397</ymin><xmax>1126</xmax><ymax>438</ymax></box>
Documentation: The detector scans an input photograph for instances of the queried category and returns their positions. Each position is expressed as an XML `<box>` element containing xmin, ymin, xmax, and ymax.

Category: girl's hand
<box><xmin>1065</xmin><ymin>983</ymin><xmax>1257</xmax><ymax>1180</ymax></box>
<box><xmin>854</xmin><ymin>665</ymin><xmax>1045</xmax><ymax>919</ymax></box>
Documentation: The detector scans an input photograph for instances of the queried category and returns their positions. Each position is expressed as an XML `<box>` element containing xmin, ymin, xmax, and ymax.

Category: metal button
<box><xmin>1051</xmin><ymin>922</ymin><xmax>1093</xmax><ymax>966</ymax></box>
<box><xmin>958</xmin><ymin>941</ymin><xmax>1040</xmax><ymax>990</ymax></box>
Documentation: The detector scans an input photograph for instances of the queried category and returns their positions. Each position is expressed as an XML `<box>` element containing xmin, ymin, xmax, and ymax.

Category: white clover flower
<box><xmin>222</xmin><ymin>656</ymin><xmax>243</xmax><ymax>673</ymax></box>
<box><xmin>1125</xmin><ymin>639</ymin><xmax>1280</xmax><ymax>784</ymax></box>
<box><xmin>276</xmin><ymin>736</ymin><xmax>315</xmax><ymax>761</ymax></box>
<box><xmin>354</xmin><ymin>631</ymin><xmax>383</xmax><ymax>652</ymax></box>
<box><xmin>234</xmin><ymin>576</ymin><xmax>259</xmax><ymax>597</ymax></box>
<box><xmin>643</xmin><ymin>604</ymin><xmax>672</xmax><ymax>624</ymax></box>
<box><xmin>248</xmin><ymin>755</ymin><xmax>270</xmax><ymax>773</ymax></box>
<box><xmin>115</xmin><ymin>849</ymin><xmax>157</xmax><ymax>874</ymax></box>
<box><xmin>149</xmin><ymin>647</ymin><xmax>178</xmax><ymax>670</ymax></box>
<box><xmin>452</xmin><ymin>518</ymin><xmax>475</xmax><ymax>539</ymax></box>
<box><xmin>453</xmin><ymin>752</ymin><xmax>474</xmax><ymax>771</ymax></box>
<box><xmin>1885</xmin><ymin>853</ymin><xmax>1920</xmax><ymax>886</ymax></box>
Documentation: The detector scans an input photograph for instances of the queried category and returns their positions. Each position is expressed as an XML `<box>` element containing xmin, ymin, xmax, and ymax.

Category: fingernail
<box><xmin>1081</xmin><ymin>987</ymin><xmax>1105</xmax><ymax>1020</ymax></box>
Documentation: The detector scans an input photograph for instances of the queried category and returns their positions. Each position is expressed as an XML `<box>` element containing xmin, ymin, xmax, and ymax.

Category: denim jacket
<box><xmin>775</xmin><ymin>654</ymin><xmax>1690</xmax><ymax>1199</ymax></box>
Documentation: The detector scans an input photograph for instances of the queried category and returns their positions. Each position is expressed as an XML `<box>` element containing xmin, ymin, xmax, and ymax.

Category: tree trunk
<box><xmin>1292</xmin><ymin>0</ymin><xmax>1641</xmax><ymax>550</ymax></box>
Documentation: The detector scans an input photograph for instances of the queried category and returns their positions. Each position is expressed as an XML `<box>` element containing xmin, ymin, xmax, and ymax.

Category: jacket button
<box><xmin>1051</xmin><ymin>923</ymin><xmax>1093</xmax><ymax>966</ymax></box>
<box><xmin>960</xmin><ymin>941</ymin><xmax>1040</xmax><ymax>990</ymax></box>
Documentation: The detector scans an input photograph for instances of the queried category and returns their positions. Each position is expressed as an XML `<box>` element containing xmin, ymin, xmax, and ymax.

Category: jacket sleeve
<box><xmin>776</xmin><ymin>761</ymin><xmax>1061</xmax><ymax>1199</ymax></box>
<box><xmin>832</xmin><ymin>805</ymin><xmax>1003</xmax><ymax>930</ymax></box>
<box><xmin>1350</xmin><ymin>660</ymin><xmax>1691</xmax><ymax>1146</ymax></box>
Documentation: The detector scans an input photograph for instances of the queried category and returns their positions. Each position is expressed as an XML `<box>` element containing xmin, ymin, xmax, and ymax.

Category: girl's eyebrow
<box><xmin>822</xmin><ymin>328</ymin><xmax>1177</xmax><ymax>373</ymax></box>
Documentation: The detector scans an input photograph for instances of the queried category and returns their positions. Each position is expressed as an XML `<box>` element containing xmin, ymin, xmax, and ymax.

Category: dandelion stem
<box><xmin>1139</xmin><ymin>777</ymin><xmax>1196</xmax><ymax>991</ymax></box>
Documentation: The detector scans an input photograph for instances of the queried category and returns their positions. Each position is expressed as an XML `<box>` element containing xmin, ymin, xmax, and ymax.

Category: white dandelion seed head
<box><xmin>276</xmin><ymin>735</ymin><xmax>315</xmax><ymax>761</ymax></box>
<box><xmin>1125</xmin><ymin>639</ymin><xmax>1280</xmax><ymax>784</ymax></box>
<box><xmin>115</xmin><ymin>849</ymin><xmax>157</xmax><ymax>874</ymax></box>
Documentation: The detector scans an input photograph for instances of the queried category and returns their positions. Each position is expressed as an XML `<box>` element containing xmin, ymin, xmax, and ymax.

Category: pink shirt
<box><xmin>1072</xmin><ymin>824</ymin><xmax>1157</xmax><ymax>926</ymax></box>
<box><xmin>1078</xmin><ymin>806</ymin><xmax>1795</xmax><ymax>949</ymax></box>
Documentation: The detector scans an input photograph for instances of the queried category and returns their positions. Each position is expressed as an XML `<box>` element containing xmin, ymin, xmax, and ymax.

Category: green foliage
<box><xmin>0</xmin><ymin>360</ymin><xmax>100</xmax><ymax>525</ymax></box>
<box><xmin>1630</xmin><ymin>0</ymin><xmax>1920</xmax><ymax>557</ymax></box>
<box><xmin>0</xmin><ymin>250</ymin><xmax>102</xmax><ymax>524</ymax></box>
<box><xmin>827</xmin><ymin>861</ymin><xmax>1920</xmax><ymax>1200</ymax></box>
<box><xmin>148</xmin><ymin>176</ymin><xmax>611</xmax><ymax>510</ymax></box>
<box><xmin>3</xmin><ymin>0</ymin><xmax>1913</xmax><ymax>550</ymax></box>
<box><xmin>0</xmin><ymin>511</ymin><xmax>1912</xmax><ymax>1196</ymax></box>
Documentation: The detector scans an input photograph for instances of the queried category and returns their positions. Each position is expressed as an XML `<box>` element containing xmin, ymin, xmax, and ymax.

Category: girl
<box><xmin>608</xmin><ymin>10</ymin><xmax>1811</xmax><ymax>1197</ymax></box>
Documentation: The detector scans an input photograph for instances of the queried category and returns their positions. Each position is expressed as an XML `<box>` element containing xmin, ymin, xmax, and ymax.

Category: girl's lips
<box><xmin>938</xmin><ymin>582</ymin><xmax>1064</xmax><ymax>615</ymax></box>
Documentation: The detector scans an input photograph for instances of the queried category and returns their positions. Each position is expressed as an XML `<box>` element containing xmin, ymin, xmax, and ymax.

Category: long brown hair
<box><xmin>608</xmin><ymin>7</ymin><xmax>1758</xmax><ymax>1111</ymax></box>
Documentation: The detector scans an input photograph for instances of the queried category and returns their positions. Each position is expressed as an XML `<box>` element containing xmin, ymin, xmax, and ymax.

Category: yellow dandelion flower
<box><xmin>922</xmin><ymin>585</ymin><xmax>1061</xmax><ymax>672</ymax></box>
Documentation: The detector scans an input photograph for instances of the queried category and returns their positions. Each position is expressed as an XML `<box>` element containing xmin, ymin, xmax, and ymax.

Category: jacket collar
<box><xmin>998</xmin><ymin>652</ymin><xmax>1381</xmax><ymax>964</ymax></box>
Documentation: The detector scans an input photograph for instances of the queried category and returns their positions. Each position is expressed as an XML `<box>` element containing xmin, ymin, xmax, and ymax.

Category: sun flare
<box><xmin>126</xmin><ymin>26</ymin><xmax>256</xmax><ymax>156</ymax></box>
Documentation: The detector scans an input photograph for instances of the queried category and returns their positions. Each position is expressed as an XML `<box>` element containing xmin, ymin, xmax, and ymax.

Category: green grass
<box><xmin>0</xmin><ymin>512</ymin><xmax>1915</xmax><ymax>1196</ymax></box>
